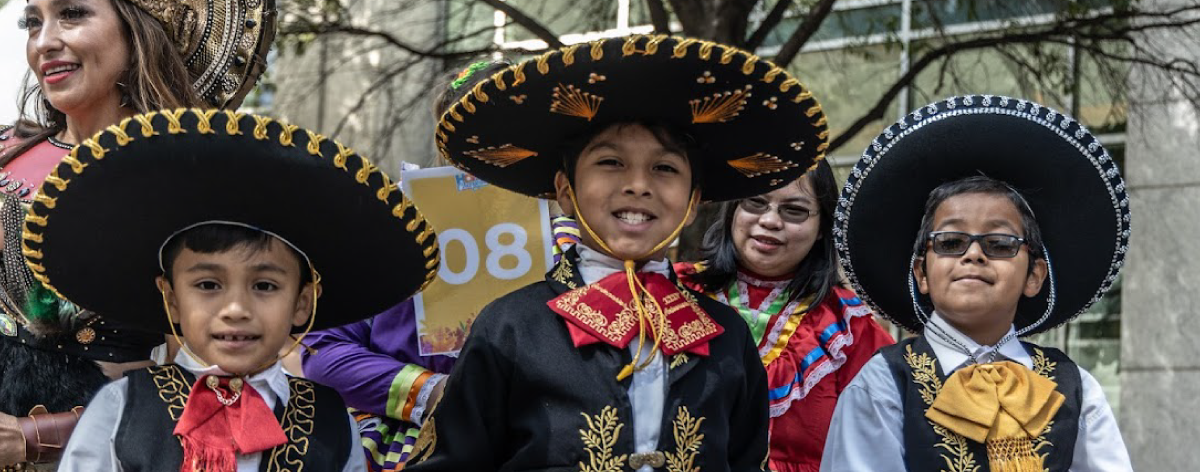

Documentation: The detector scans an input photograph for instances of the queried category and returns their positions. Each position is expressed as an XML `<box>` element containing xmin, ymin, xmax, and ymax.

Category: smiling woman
<box><xmin>675</xmin><ymin>159</ymin><xmax>896</xmax><ymax>472</ymax></box>
<box><xmin>0</xmin><ymin>0</ymin><xmax>275</xmax><ymax>468</ymax></box>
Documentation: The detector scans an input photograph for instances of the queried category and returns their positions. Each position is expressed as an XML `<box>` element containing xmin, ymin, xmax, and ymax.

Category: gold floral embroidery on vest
<box><xmin>670</xmin><ymin>353</ymin><xmax>689</xmax><ymax>370</ymax></box>
<box><xmin>264</xmin><ymin>378</ymin><xmax>318</xmax><ymax>472</ymax></box>
<box><xmin>665</xmin><ymin>406</ymin><xmax>705</xmax><ymax>472</ymax></box>
<box><xmin>1032</xmin><ymin>348</ymin><xmax>1058</xmax><ymax>381</ymax></box>
<box><xmin>904</xmin><ymin>345</ymin><xmax>980</xmax><ymax>472</ymax></box>
<box><xmin>578</xmin><ymin>406</ymin><xmax>627</xmax><ymax>472</ymax></box>
<box><xmin>149</xmin><ymin>365</ymin><xmax>191</xmax><ymax>421</ymax></box>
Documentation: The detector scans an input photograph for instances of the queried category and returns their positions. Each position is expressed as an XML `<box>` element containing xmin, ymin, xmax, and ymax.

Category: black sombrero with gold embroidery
<box><xmin>22</xmin><ymin>109</ymin><xmax>440</xmax><ymax>333</ymax></box>
<box><xmin>127</xmin><ymin>0</ymin><xmax>276</xmax><ymax>108</ymax></box>
<box><xmin>834</xmin><ymin>95</ymin><xmax>1130</xmax><ymax>336</ymax></box>
<box><xmin>436</xmin><ymin>34</ymin><xmax>829</xmax><ymax>202</ymax></box>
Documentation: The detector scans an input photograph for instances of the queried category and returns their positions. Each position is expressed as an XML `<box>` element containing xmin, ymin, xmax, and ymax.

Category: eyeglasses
<box><xmin>927</xmin><ymin>231</ymin><xmax>1026</xmax><ymax>258</ymax></box>
<box><xmin>738</xmin><ymin>197</ymin><xmax>815</xmax><ymax>224</ymax></box>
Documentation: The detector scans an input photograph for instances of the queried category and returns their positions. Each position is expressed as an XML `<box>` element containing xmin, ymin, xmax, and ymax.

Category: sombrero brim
<box><xmin>24</xmin><ymin>109</ymin><xmax>439</xmax><ymax>333</ymax></box>
<box><xmin>834</xmin><ymin>95</ymin><xmax>1130</xmax><ymax>335</ymax></box>
<box><xmin>436</xmin><ymin>34</ymin><xmax>829</xmax><ymax>202</ymax></box>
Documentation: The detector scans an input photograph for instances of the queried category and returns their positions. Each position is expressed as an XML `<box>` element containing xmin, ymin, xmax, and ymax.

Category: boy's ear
<box><xmin>912</xmin><ymin>256</ymin><xmax>930</xmax><ymax>295</ymax></box>
<box><xmin>1024</xmin><ymin>257</ymin><xmax>1048</xmax><ymax>298</ymax></box>
<box><xmin>292</xmin><ymin>282</ymin><xmax>321</xmax><ymax>328</ymax></box>
<box><xmin>155</xmin><ymin>276</ymin><xmax>180</xmax><ymax>323</ymax></box>
<box><xmin>554</xmin><ymin>170</ymin><xmax>574</xmax><ymax>215</ymax></box>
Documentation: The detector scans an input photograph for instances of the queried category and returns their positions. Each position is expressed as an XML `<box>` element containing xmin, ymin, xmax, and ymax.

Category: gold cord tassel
<box><xmin>986</xmin><ymin>436</ymin><xmax>1044</xmax><ymax>472</ymax></box>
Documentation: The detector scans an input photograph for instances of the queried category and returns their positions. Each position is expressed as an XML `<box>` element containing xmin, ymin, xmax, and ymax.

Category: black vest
<box><xmin>880</xmin><ymin>337</ymin><xmax>1081</xmax><ymax>472</ymax></box>
<box><xmin>113</xmin><ymin>364</ymin><xmax>352</xmax><ymax>472</ymax></box>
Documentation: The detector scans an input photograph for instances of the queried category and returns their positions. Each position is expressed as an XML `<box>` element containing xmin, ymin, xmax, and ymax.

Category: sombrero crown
<box><xmin>126</xmin><ymin>0</ymin><xmax>276</xmax><ymax>108</ymax></box>
<box><xmin>23</xmin><ymin>109</ymin><xmax>440</xmax><ymax>333</ymax></box>
<box><xmin>834</xmin><ymin>95</ymin><xmax>1130</xmax><ymax>335</ymax></box>
<box><xmin>436</xmin><ymin>34</ymin><xmax>830</xmax><ymax>201</ymax></box>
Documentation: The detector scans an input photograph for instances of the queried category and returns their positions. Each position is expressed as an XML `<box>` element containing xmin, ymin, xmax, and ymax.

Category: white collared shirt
<box><xmin>577</xmin><ymin>245</ymin><xmax>669</xmax><ymax>472</ymax></box>
<box><xmin>57</xmin><ymin>349</ymin><xmax>366</xmax><ymax>472</ymax></box>
<box><xmin>819</xmin><ymin>313</ymin><xmax>1132</xmax><ymax>472</ymax></box>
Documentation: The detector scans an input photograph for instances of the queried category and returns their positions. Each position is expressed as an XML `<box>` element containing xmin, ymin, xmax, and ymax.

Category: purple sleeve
<box><xmin>301</xmin><ymin>300</ymin><xmax>456</xmax><ymax>418</ymax></box>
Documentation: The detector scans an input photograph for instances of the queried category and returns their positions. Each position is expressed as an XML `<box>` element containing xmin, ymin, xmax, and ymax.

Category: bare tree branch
<box><xmin>645</xmin><ymin>0</ymin><xmax>673</xmax><ymax>34</ymax></box>
<box><xmin>772</xmin><ymin>0</ymin><xmax>837</xmax><ymax>66</ymax></box>
<box><xmin>746</xmin><ymin>0</ymin><xmax>793</xmax><ymax>50</ymax></box>
<box><xmin>477</xmin><ymin>0</ymin><xmax>565</xmax><ymax>48</ymax></box>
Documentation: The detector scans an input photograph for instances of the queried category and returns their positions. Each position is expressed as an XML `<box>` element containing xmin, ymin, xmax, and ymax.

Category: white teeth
<box><xmin>216</xmin><ymin>334</ymin><xmax>256</xmax><ymax>341</ymax></box>
<box><xmin>46</xmin><ymin>64</ymin><xmax>79</xmax><ymax>75</ymax></box>
<box><xmin>616</xmin><ymin>211</ymin><xmax>652</xmax><ymax>224</ymax></box>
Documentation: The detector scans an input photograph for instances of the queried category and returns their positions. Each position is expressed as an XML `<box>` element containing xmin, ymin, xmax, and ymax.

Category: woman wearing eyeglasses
<box><xmin>675</xmin><ymin>159</ymin><xmax>894</xmax><ymax>472</ymax></box>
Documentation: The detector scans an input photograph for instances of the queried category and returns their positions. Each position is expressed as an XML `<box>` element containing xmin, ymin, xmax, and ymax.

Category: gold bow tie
<box><xmin>926</xmin><ymin>361</ymin><xmax>1065</xmax><ymax>472</ymax></box>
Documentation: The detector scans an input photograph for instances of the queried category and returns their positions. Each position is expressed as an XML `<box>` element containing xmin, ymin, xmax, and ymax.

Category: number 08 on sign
<box><xmin>401</xmin><ymin>167</ymin><xmax>554</xmax><ymax>355</ymax></box>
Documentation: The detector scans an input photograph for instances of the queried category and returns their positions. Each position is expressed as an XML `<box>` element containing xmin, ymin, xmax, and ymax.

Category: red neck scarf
<box><xmin>173</xmin><ymin>375</ymin><xmax>288</xmax><ymax>472</ymax></box>
<box><xmin>548</xmin><ymin>270</ymin><xmax>723</xmax><ymax>356</ymax></box>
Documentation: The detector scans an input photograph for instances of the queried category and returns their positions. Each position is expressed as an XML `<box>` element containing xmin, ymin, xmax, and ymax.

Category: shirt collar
<box><xmin>174</xmin><ymin>346</ymin><xmax>291</xmax><ymax>404</ymax></box>
<box><xmin>923</xmin><ymin>312</ymin><xmax>1031</xmax><ymax>373</ymax></box>
<box><xmin>576</xmin><ymin>244</ymin><xmax>671</xmax><ymax>286</ymax></box>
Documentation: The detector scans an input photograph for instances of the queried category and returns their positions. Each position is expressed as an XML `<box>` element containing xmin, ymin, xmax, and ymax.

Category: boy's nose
<box><xmin>622</xmin><ymin>169</ymin><xmax>653</xmax><ymax>196</ymax></box>
<box><xmin>960</xmin><ymin>240</ymin><xmax>988</xmax><ymax>262</ymax></box>
<box><xmin>218</xmin><ymin>298</ymin><xmax>252</xmax><ymax>320</ymax></box>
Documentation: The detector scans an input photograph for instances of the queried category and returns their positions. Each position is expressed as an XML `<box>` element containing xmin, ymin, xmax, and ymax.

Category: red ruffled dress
<box><xmin>676</xmin><ymin>262</ymin><xmax>895</xmax><ymax>472</ymax></box>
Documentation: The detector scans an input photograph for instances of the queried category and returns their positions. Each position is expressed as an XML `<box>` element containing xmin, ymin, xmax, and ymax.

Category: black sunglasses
<box><xmin>927</xmin><ymin>231</ymin><xmax>1026</xmax><ymax>258</ymax></box>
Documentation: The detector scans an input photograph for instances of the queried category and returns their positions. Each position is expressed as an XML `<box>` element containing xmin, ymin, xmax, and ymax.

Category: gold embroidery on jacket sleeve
<box><xmin>665</xmin><ymin>406</ymin><xmax>705</xmax><ymax>472</ymax></box>
<box><xmin>578</xmin><ymin>406</ymin><xmax>627</xmax><ymax>472</ymax></box>
<box><xmin>905</xmin><ymin>345</ymin><xmax>981</xmax><ymax>472</ymax></box>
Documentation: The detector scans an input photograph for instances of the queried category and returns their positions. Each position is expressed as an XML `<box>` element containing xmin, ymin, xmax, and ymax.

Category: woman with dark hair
<box><xmin>0</xmin><ymin>0</ymin><xmax>273</xmax><ymax>467</ymax></box>
<box><xmin>676</xmin><ymin>159</ymin><xmax>895</xmax><ymax>472</ymax></box>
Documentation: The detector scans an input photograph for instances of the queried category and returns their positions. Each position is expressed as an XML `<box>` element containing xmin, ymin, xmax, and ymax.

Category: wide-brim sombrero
<box><xmin>436</xmin><ymin>34</ymin><xmax>829</xmax><ymax>202</ymax></box>
<box><xmin>126</xmin><ymin>0</ymin><xmax>277</xmax><ymax>108</ymax></box>
<box><xmin>834</xmin><ymin>95</ymin><xmax>1130</xmax><ymax>335</ymax></box>
<box><xmin>23</xmin><ymin>109</ymin><xmax>439</xmax><ymax>333</ymax></box>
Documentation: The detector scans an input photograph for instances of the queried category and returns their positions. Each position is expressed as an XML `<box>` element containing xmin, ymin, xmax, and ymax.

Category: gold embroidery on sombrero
<box><xmin>32</xmin><ymin>194</ymin><xmax>56</xmax><ymax>210</ymax></box>
<box><xmin>509</xmin><ymin>95</ymin><xmax>527</xmax><ymax>104</ymax></box>
<box><xmin>80</xmin><ymin>138</ymin><xmax>109</xmax><ymax>160</ymax></box>
<box><xmin>470</xmin><ymin>81</ymin><xmax>490</xmax><ymax>103</ymax></box>
<box><xmin>224</xmin><ymin>110</ymin><xmax>245</xmax><ymax>135</ymax></box>
<box><xmin>161</xmin><ymin>109</ymin><xmax>186</xmax><ymax>134</ymax></box>
<box><xmin>194</xmin><ymin>109</ymin><xmax>218</xmax><ymax>134</ymax></box>
<box><xmin>727</xmin><ymin>153</ymin><xmax>798</xmax><ymax>178</ymax></box>
<box><xmin>105</xmin><ymin>123</ymin><xmax>134</xmax><ymax>145</ymax></box>
<box><xmin>305</xmin><ymin>131</ymin><xmax>327</xmax><ymax>156</ymax></box>
<box><xmin>252</xmin><ymin>115</ymin><xmax>273</xmax><ymax>140</ymax></box>
<box><xmin>762</xmin><ymin>66</ymin><xmax>785</xmax><ymax>84</ymax></box>
<box><xmin>279</xmin><ymin>122</ymin><xmax>300</xmax><ymax>147</ymax></box>
<box><xmin>690</xmin><ymin>85</ymin><xmax>753</xmax><ymax>124</ymax></box>
<box><xmin>464</xmin><ymin>144</ymin><xmax>539</xmax><ymax>168</ymax></box>
<box><xmin>762</xmin><ymin>96</ymin><xmax>779</xmax><ymax>110</ymax></box>
<box><xmin>587</xmin><ymin>73</ymin><xmax>606</xmax><ymax>84</ymax></box>
<box><xmin>134</xmin><ymin>112</ymin><xmax>159</xmax><ymax>138</ymax></box>
<box><xmin>551</xmin><ymin>84</ymin><xmax>604</xmax><ymax>121</ymax></box>
<box><xmin>61</xmin><ymin>153</ymin><xmax>88</xmax><ymax>174</ymax></box>
<box><xmin>578</xmin><ymin>406</ymin><xmax>627</xmax><ymax>472</ymax></box>
<box><xmin>562</xmin><ymin>44</ymin><xmax>583</xmax><ymax>66</ymax></box>
<box><xmin>696</xmin><ymin>71</ymin><xmax>716</xmax><ymax>84</ymax></box>
<box><xmin>510</xmin><ymin>62</ymin><xmax>528</xmax><ymax>87</ymax></box>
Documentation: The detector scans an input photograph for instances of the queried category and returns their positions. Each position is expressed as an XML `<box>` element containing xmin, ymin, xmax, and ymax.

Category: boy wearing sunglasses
<box><xmin>822</xmin><ymin>96</ymin><xmax>1132</xmax><ymax>472</ymax></box>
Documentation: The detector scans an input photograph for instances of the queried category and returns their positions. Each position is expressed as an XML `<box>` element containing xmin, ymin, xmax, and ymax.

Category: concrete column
<box><xmin>1120</xmin><ymin>3</ymin><xmax>1200</xmax><ymax>469</ymax></box>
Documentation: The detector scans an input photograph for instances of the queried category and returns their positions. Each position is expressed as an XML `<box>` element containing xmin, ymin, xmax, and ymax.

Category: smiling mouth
<box><xmin>954</xmin><ymin>275</ymin><xmax>993</xmax><ymax>284</ymax></box>
<box><xmin>45</xmin><ymin>64</ymin><xmax>80</xmax><ymax>76</ymax></box>
<box><xmin>213</xmin><ymin>334</ymin><xmax>261</xmax><ymax>342</ymax></box>
<box><xmin>614</xmin><ymin>210</ymin><xmax>655</xmax><ymax>225</ymax></box>
<box><xmin>752</xmin><ymin>235</ymin><xmax>783</xmax><ymax>245</ymax></box>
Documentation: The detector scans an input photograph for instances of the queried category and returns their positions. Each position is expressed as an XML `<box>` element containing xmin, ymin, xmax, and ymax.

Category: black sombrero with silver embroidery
<box><xmin>23</xmin><ymin>109</ymin><xmax>440</xmax><ymax>333</ymax></box>
<box><xmin>436</xmin><ymin>34</ymin><xmax>829</xmax><ymax>202</ymax></box>
<box><xmin>834</xmin><ymin>95</ymin><xmax>1130</xmax><ymax>335</ymax></box>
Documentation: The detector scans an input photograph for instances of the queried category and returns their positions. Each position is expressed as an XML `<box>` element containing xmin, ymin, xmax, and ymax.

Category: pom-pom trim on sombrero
<box><xmin>434</xmin><ymin>34</ymin><xmax>831</xmax><ymax>201</ymax></box>
<box><xmin>22</xmin><ymin>109</ymin><xmax>440</xmax><ymax>327</ymax></box>
<box><xmin>833</xmin><ymin>94</ymin><xmax>1130</xmax><ymax>335</ymax></box>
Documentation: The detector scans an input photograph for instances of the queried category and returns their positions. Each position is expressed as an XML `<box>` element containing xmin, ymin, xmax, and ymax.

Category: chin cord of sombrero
<box><xmin>566</xmin><ymin>184</ymin><xmax>699</xmax><ymax>381</ymax></box>
<box><xmin>908</xmin><ymin>245</ymin><xmax>1062</xmax><ymax>472</ymax></box>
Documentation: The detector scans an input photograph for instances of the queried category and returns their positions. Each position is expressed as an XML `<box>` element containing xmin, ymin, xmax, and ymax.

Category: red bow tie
<box><xmin>173</xmin><ymin>375</ymin><xmax>288</xmax><ymax>472</ymax></box>
<box><xmin>548</xmin><ymin>271</ymin><xmax>723</xmax><ymax>357</ymax></box>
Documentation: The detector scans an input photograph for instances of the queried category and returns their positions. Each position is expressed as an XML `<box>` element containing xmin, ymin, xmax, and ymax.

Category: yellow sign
<box><xmin>402</xmin><ymin>167</ymin><xmax>553</xmax><ymax>355</ymax></box>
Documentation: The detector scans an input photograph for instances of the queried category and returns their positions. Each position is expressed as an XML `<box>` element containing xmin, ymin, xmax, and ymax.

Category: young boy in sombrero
<box><xmin>821</xmin><ymin>95</ymin><xmax>1133</xmax><ymax>471</ymax></box>
<box><xmin>21</xmin><ymin>109</ymin><xmax>440</xmax><ymax>471</ymax></box>
<box><xmin>404</xmin><ymin>35</ymin><xmax>830</xmax><ymax>471</ymax></box>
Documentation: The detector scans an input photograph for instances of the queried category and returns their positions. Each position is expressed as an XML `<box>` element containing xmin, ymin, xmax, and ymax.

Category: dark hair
<box><xmin>7</xmin><ymin>0</ymin><xmax>203</xmax><ymax>166</ymax></box>
<box><xmin>911</xmin><ymin>175</ymin><xmax>1045</xmax><ymax>270</ymax></box>
<box><xmin>160</xmin><ymin>224</ymin><xmax>312</xmax><ymax>287</ymax></box>
<box><xmin>431</xmin><ymin>60</ymin><xmax>511</xmax><ymax>119</ymax></box>
<box><xmin>691</xmin><ymin>159</ymin><xmax>841</xmax><ymax>307</ymax></box>
<box><xmin>559</xmin><ymin>120</ymin><xmax>704</xmax><ymax>190</ymax></box>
